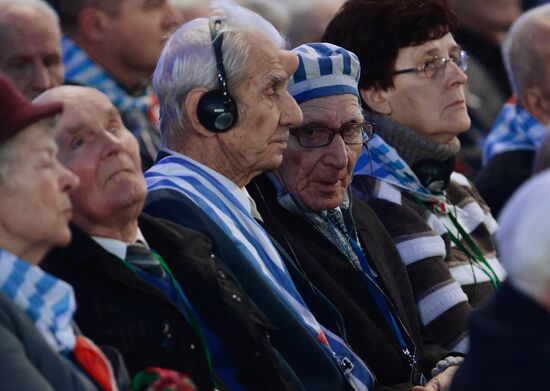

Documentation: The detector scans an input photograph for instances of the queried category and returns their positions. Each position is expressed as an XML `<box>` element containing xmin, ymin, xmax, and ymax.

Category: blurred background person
<box><xmin>0</xmin><ymin>0</ymin><xmax>63</xmax><ymax>99</ymax></box>
<box><xmin>475</xmin><ymin>4</ymin><xmax>550</xmax><ymax>217</ymax></box>
<box><xmin>447</xmin><ymin>0</ymin><xmax>521</xmax><ymax>177</ymax></box>
<box><xmin>451</xmin><ymin>169</ymin><xmax>550</xmax><ymax>391</ymax></box>
<box><xmin>287</xmin><ymin>0</ymin><xmax>344</xmax><ymax>48</ymax></box>
<box><xmin>50</xmin><ymin>0</ymin><xmax>179</xmax><ymax>170</ymax></box>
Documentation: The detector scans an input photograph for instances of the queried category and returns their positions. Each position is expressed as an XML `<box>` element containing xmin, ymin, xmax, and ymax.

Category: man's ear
<box><xmin>76</xmin><ymin>7</ymin><xmax>111</xmax><ymax>42</ymax></box>
<box><xmin>360</xmin><ymin>87</ymin><xmax>391</xmax><ymax>115</ymax></box>
<box><xmin>522</xmin><ymin>86</ymin><xmax>550</xmax><ymax>125</ymax></box>
<box><xmin>184</xmin><ymin>88</ymin><xmax>219</xmax><ymax>138</ymax></box>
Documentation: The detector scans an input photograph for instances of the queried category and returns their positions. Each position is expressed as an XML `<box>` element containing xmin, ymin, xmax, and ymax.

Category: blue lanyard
<box><xmin>347</xmin><ymin>237</ymin><xmax>418</xmax><ymax>371</ymax></box>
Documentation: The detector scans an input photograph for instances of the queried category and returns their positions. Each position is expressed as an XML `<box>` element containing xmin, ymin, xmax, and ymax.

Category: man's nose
<box><xmin>323</xmin><ymin>133</ymin><xmax>348</xmax><ymax>169</ymax></box>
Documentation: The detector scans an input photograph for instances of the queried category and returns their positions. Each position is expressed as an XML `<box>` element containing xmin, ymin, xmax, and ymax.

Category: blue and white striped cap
<box><xmin>288</xmin><ymin>43</ymin><xmax>361</xmax><ymax>104</ymax></box>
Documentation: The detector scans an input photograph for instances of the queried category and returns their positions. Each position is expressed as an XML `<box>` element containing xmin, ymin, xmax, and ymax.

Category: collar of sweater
<box><xmin>367</xmin><ymin>111</ymin><xmax>460</xmax><ymax>167</ymax></box>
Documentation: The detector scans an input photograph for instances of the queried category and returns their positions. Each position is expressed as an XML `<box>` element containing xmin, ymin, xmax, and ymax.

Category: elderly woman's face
<box><xmin>0</xmin><ymin>121</ymin><xmax>78</xmax><ymax>261</ymax></box>
<box><xmin>383</xmin><ymin>33</ymin><xmax>471</xmax><ymax>144</ymax></box>
<box><xmin>276</xmin><ymin>94</ymin><xmax>363</xmax><ymax>211</ymax></box>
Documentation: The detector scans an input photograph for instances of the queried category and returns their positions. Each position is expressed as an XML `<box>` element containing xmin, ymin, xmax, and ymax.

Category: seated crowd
<box><xmin>1</xmin><ymin>0</ymin><xmax>549</xmax><ymax>390</ymax></box>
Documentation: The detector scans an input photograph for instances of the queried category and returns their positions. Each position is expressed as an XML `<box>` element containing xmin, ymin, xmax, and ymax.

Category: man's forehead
<box><xmin>300</xmin><ymin>95</ymin><xmax>362</xmax><ymax>124</ymax></box>
<box><xmin>56</xmin><ymin>94</ymin><xmax>118</xmax><ymax>132</ymax></box>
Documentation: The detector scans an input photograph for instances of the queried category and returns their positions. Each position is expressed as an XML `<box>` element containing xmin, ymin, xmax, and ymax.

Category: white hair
<box><xmin>497</xmin><ymin>169</ymin><xmax>550</xmax><ymax>305</ymax></box>
<box><xmin>152</xmin><ymin>0</ymin><xmax>285</xmax><ymax>147</ymax></box>
<box><xmin>502</xmin><ymin>3</ymin><xmax>550</xmax><ymax>97</ymax></box>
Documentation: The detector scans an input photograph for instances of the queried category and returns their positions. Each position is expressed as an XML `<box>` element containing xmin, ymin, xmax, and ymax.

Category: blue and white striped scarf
<box><xmin>63</xmin><ymin>36</ymin><xmax>156</xmax><ymax>115</ymax></box>
<box><xmin>145</xmin><ymin>151</ymin><xmax>374</xmax><ymax>391</ymax></box>
<box><xmin>0</xmin><ymin>248</ymin><xmax>76</xmax><ymax>353</ymax></box>
<box><xmin>483</xmin><ymin>99</ymin><xmax>548</xmax><ymax>165</ymax></box>
<box><xmin>354</xmin><ymin>133</ymin><xmax>441</xmax><ymax>202</ymax></box>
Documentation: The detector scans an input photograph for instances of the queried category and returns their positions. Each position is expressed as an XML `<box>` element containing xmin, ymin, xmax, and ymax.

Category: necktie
<box><xmin>125</xmin><ymin>242</ymin><xmax>166</xmax><ymax>279</ymax></box>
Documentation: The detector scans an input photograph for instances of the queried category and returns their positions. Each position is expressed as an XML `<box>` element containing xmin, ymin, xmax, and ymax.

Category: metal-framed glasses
<box><xmin>391</xmin><ymin>50</ymin><xmax>468</xmax><ymax>79</ymax></box>
<box><xmin>290</xmin><ymin>122</ymin><xmax>374</xmax><ymax>148</ymax></box>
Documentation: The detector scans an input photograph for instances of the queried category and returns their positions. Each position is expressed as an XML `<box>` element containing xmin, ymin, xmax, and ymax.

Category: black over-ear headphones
<box><xmin>411</xmin><ymin>157</ymin><xmax>455</xmax><ymax>194</ymax></box>
<box><xmin>196</xmin><ymin>18</ymin><xmax>238</xmax><ymax>132</ymax></box>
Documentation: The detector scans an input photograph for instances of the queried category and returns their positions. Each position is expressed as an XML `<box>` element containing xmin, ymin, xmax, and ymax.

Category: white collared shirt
<box><xmin>92</xmin><ymin>228</ymin><xmax>149</xmax><ymax>260</ymax></box>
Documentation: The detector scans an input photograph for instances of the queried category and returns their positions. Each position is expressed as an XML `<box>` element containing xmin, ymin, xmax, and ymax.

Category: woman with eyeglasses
<box><xmin>323</xmin><ymin>0</ymin><xmax>506</xmax><ymax>376</ymax></box>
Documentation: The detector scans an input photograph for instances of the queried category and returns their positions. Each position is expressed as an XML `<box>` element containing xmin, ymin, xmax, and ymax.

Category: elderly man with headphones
<box><xmin>144</xmin><ymin>2</ymin><xmax>376</xmax><ymax>391</ymax></box>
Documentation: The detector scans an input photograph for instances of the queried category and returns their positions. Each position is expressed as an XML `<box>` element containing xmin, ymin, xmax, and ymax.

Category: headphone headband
<box><xmin>209</xmin><ymin>18</ymin><xmax>231</xmax><ymax>101</ymax></box>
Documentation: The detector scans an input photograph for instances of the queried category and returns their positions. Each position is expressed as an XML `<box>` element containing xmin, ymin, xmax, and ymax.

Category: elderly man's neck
<box><xmin>73</xmin><ymin>209</ymin><xmax>142</xmax><ymax>243</ymax></box>
<box><xmin>173</xmin><ymin>141</ymin><xmax>259</xmax><ymax>188</ymax></box>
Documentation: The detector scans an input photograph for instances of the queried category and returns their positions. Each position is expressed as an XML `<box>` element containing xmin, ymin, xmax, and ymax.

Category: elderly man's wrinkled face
<box><xmin>0</xmin><ymin>121</ymin><xmax>79</xmax><ymax>260</ymax></box>
<box><xmin>50</xmin><ymin>88</ymin><xmax>146</xmax><ymax>228</ymax></box>
<box><xmin>382</xmin><ymin>33</ymin><xmax>471</xmax><ymax>144</ymax></box>
<box><xmin>217</xmin><ymin>33</ymin><xmax>303</xmax><ymax>183</ymax></box>
<box><xmin>102</xmin><ymin>0</ymin><xmax>179</xmax><ymax>77</ymax></box>
<box><xmin>276</xmin><ymin>94</ymin><xmax>363</xmax><ymax>211</ymax></box>
<box><xmin>0</xmin><ymin>8</ymin><xmax>63</xmax><ymax>99</ymax></box>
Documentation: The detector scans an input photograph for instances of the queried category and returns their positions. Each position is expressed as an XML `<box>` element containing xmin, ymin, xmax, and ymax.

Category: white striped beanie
<box><xmin>287</xmin><ymin>42</ymin><xmax>361</xmax><ymax>104</ymax></box>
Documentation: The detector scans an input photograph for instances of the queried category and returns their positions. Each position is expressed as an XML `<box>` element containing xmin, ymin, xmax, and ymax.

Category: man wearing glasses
<box><xmin>249</xmin><ymin>42</ymin><xmax>459</xmax><ymax>391</ymax></box>
<box><xmin>324</xmin><ymin>0</ymin><xmax>505</xmax><ymax>370</ymax></box>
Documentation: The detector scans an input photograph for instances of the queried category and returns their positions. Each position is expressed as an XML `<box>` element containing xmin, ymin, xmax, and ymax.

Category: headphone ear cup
<box><xmin>412</xmin><ymin>158</ymin><xmax>452</xmax><ymax>194</ymax></box>
<box><xmin>197</xmin><ymin>90</ymin><xmax>238</xmax><ymax>133</ymax></box>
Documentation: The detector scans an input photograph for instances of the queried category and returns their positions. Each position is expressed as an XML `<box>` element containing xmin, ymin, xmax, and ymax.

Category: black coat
<box><xmin>43</xmin><ymin>214</ymin><xmax>299</xmax><ymax>391</ymax></box>
<box><xmin>249</xmin><ymin>174</ymin><xmax>449</xmax><ymax>390</ymax></box>
<box><xmin>451</xmin><ymin>282</ymin><xmax>550</xmax><ymax>391</ymax></box>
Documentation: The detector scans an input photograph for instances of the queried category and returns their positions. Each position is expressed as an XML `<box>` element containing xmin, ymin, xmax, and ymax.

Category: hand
<box><xmin>411</xmin><ymin>365</ymin><xmax>459</xmax><ymax>391</ymax></box>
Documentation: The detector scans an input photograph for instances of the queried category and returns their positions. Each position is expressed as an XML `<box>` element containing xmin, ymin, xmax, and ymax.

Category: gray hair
<box><xmin>502</xmin><ymin>4</ymin><xmax>550</xmax><ymax>97</ymax></box>
<box><xmin>153</xmin><ymin>0</ymin><xmax>285</xmax><ymax>147</ymax></box>
<box><xmin>0</xmin><ymin>116</ymin><xmax>57</xmax><ymax>185</ymax></box>
<box><xmin>497</xmin><ymin>169</ymin><xmax>550</xmax><ymax>305</ymax></box>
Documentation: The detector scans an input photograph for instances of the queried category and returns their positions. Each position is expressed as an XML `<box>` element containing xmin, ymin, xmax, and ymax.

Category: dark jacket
<box><xmin>475</xmin><ymin>150</ymin><xmax>535</xmax><ymax>218</ymax></box>
<box><xmin>451</xmin><ymin>281</ymin><xmax>550</xmax><ymax>391</ymax></box>
<box><xmin>145</xmin><ymin>181</ymin><xmax>356</xmax><ymax>391</ymax></box>
<box><xmin>0</xmin><ymin>293</ymin><xmax>98</xmax><ymax>391</ymax></box>
<box><xmin>248</xmin><ymin>173</ymin><xmax>449</xmax><ymax>390</ymax></box>
<box><xmin>43</xmin><ymin>214</ymin><xmax>300</xmax><ymax>391</ymax></box>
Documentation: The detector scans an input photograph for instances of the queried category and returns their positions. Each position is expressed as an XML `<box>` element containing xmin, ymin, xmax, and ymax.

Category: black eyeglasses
<box><xmin>392</xmin><ymin>50</ymin><xmax>468</xmax><ymax>79</ymax></box>
<box><xmin>290</xmin><ymin>122</ymin><xmax>374</xmax><ymax>148</ymax></box>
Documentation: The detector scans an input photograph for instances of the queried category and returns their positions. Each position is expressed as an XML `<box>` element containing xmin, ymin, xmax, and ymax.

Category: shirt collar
<box><xmin>92</xmin><ymin>228</ymin><xmax>148</xmax><ymax>260</ymax></box>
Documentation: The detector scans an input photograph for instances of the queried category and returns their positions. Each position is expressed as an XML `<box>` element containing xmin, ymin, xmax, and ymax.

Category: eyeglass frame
<box><xmin>289</xmin><ymin>121</ymin><xmax>375</xmax><ymax>149</ymax></box>
<box><xmin>391</xmin><ymin>49</ymin><xmax>468</xmax><ymax>79</ymax></box>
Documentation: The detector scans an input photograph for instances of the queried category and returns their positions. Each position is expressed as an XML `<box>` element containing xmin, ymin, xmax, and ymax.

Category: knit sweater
<box><xmin>352</xmin><ymin>113</ymin><xmax>506</xmax><ymax>353</ymax></box>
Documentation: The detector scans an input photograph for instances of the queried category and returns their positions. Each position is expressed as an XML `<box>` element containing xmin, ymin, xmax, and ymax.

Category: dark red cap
<box><xmin>0</xmin><ymin>75</ymin><xmax>63</xmax><ymax>144</ymax></box>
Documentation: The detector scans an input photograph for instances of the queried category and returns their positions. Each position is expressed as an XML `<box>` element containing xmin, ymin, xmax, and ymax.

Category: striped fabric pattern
<box><xmin>146</xmin><ymin>151</ymin><xmax>374</xmax><ymax>390</ymax></box>
<box><xmin>353</xmin><ymin>136</ymin><xmax>506</xmax><ymax>353</ymax></box>
<box><xmin>483</xmin><ymin>99</ymin><xmax>548</xmax><ymax>165</ymax></box>
<box><xmin>0</xmin><ymin>247</ymin><xmax>76</xmax><ymax>353</ymax></box>
<box><xmin>288</xmin><ymin>43</ymin><xmax>361</xmax><ymax>104</ymax></box>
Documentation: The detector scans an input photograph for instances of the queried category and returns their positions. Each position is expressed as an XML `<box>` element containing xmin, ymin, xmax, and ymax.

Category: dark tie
<box><xmin>125</xmin><ymin>242</ymin><xmax>167</xmax><ymax>279</ymax></box>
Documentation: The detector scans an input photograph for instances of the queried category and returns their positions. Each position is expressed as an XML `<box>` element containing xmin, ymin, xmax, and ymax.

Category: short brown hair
<box><xmin>323</xmin><ymin>0</ymin><xmax>459</xmax><ymax>90</ymax></box>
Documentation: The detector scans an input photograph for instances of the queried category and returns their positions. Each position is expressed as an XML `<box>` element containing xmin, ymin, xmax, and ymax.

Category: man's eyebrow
<box><xmin>269</xmin><ymin>73</ymin><xmax>286</xmax><ymax>87</ymax></box>
<box><xmin>107</xmin><ymin>108</ymin><xmax>122</xmax><ymax>120</ymax></box>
